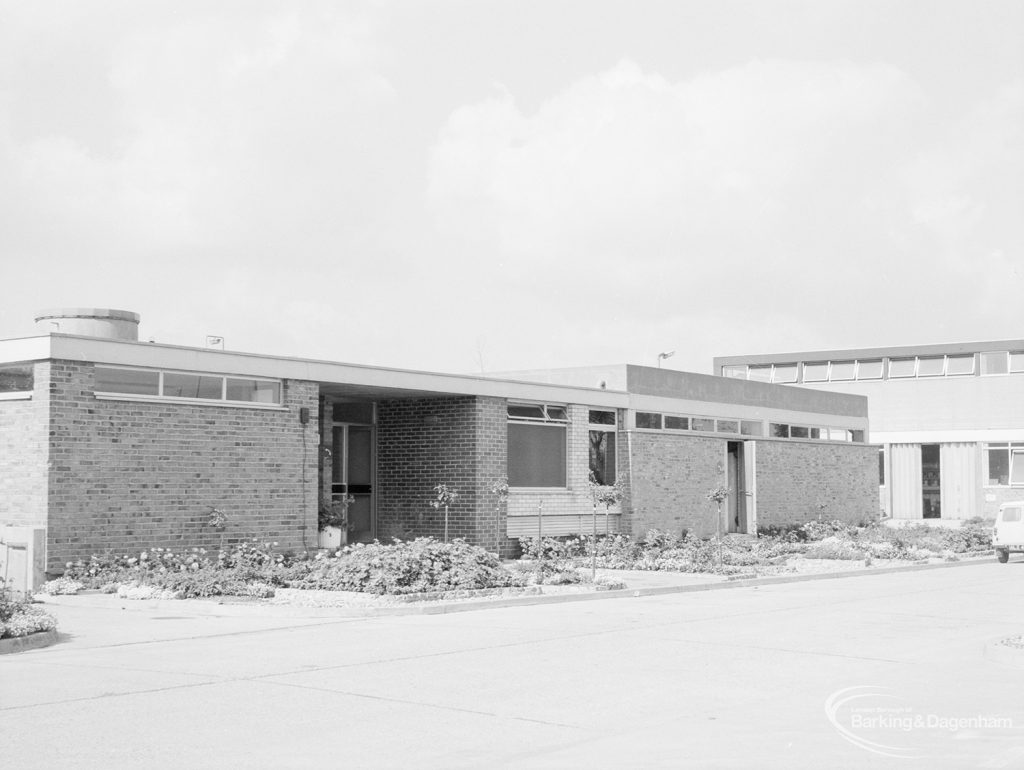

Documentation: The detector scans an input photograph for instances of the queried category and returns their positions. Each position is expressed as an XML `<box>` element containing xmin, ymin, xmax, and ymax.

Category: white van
<box><xmin>994</xmin><ymin>502</ymin><xmax>1024</xmax><ymax>563</ymax></box>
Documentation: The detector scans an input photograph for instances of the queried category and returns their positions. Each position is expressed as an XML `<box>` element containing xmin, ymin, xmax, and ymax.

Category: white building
<box><xmin>714</xmin><ymin>341</ymin><xmax>1024</xmax><ymax>521</ymax></box>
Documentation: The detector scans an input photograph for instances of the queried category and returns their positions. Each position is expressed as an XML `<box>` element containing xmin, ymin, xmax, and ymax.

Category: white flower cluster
<box><xmin>1</xmin><ymin>605</ymin><xmax>57</xmax><ymax>639</ymax></box>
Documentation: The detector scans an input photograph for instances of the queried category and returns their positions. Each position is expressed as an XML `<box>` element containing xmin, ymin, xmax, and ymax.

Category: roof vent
<box><xmin>34</xmin><ymin>308</ymin><xmax>141</xmax><ymax>341</ymax></box>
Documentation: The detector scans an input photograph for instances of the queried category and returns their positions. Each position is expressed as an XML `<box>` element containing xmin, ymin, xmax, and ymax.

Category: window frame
<box><xmin>93</xmin><ymin>365</ymin><xmax>284</xmax><ymax>408</ymax></box>
<box><xmin>0</xmin><ymin>361</ymin><xmax>34</xmax><ymax>400</ymax></box>
<box><xmin>588</xmin><ymin>410</ymin><xmax>617</xmax><ymax>487</ymax></box>
<box><xmin>986</xmin><ymin>442</ymin><xmax>1024</xmax><ymax>487</ymax></box>
<box><xmin>507</xmin><ymin>402</ymin><xmax>570</xmax><ymax>489</ymax></box>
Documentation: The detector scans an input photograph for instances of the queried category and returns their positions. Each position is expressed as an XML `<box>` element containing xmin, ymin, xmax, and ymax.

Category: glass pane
<box><xmin>589</xmin><ymin>430</ymin><xmax>616</xmax><ymax>485</ymax></box>
<box><xmin>1003</xmin><ymin>507</ymin><xmax>1022</xmax><ymax>523</ymax></box>
<box><xmin>508</xmin><ymin>423</ymin><xmax>566</xmax><ymax>487</ymax></box>
<box><xmin>1010</xmin><ymin>352</ymin><xmax>1024</xmax><ymax>373</ymax></box>
<box><xmin>981</xmin><ymin>352</ymin><xmax>1009</xmax><ymax>375</ymax></box>
<box><xmin>95</xmin><ymin>367</ymin><xmax>159</xmax><ymax>395</ymax></box>
<box><xmin>922</xmin><ymin>444</ymin><xmax>941</xmax><ymax>518</ymax></box>
<box><xmin>988</xmin><ymin>448</ymin><xmax>1009</xmax><ymax>485</ymax></box>
<box><xmin>721</xmin><ymin>365</ymin><xmax>747</xmax><ymax>379</ymax></box>
<box><xmin>851</xmin><ymin>430</ymin><xmax>865</xmax><ymax>443</ymax></box>
<box><xmin>747</xmin><ymin>365</ymin><xmax>772</xmax><ymax>382</ymax></box>
<box><xmin>770</xmin><ymin>423</ymin><xmax>789</xmax><ymax>438</ymax></box>
<box><xmin>772</xmin><ymin>364</ymin><xmax>798</xmax><ymax>383</ymax></box>
<box><xmin>830</xmin><ymin>361</ymin><xmax>855</xmax><ymax>381</ymax></box>
<box><xmin>508</xmin><ymin>404</ymin><xmax>546</xmax><ymax>420</ymax></box>
<box><xmin>348</xmin><ymin>427</ymin><xmax>373</xmax><ymax>486</ymax></box>
<box><xmin>1012</xmin><ymin>451</ymin><xmax>1024</xmax><ymax>486</ymax></box>
<box><xmin>740</xmin><ymin>420</ymin><xmax>762</xmax><ymax>436</ymax></box>
<box><xmin>588</xmin><ymin>410</ymin><xmax>615</xmax><ymax>426</ymax></box>
<box><xmin>226</xmin><ymin>379</ymin><xmax>281</xmax><ymax>403</ymax></box>
<box><xmin>856</xmin><ymin>360</ymin><xmax>883</xmax><ymax>380</ymax></box>
<box><xmin>691</xmin><ymin>417</ymin><xmax>715</xmax><ymax>432</ymax></box>
<box><xmin>802</xmin><ymin>362</ymin><xmax>829</xmax><ymax>382</ymax></box>
<box><xmin>879</xmin><ymin>449</ymin><xmax>885</xmax><ymax>485</ymax></box>
<box><xmin>635</xmin><ymin>412</ymin><xmax>662</xmax><ymax>429</ymax></box>
<box><xmin>716</xmin><ymin>420</ymin><xmax>739</xmax><ymax>434</ymax></box>
<box><xmin>809</xmin><ymin>428</ymin><xmax>821</xmax><ymax>439</ymax></box>
<box><xmin>790</xmin><ymin>426</ymin><xmax>810</xmax><ymax>439</ymax></box>
<box><xmin>664</xmin><ymin>415</ymin><xmax>689</xmax><ymax>430</ymax></box>
<box><xmin>0</xmin><ymin>364</ymin><xmax>33</xmax><ymax>392</ymax></box>
<box><xmin>945</xmin><ymin>355</ymin><xmax>974</xmax><ymax>376</ymax></box>
<box><xmin>163</xmin><ymin>372</ymin><xmax>223</xmax><ymax>399</ymax></box>
<box><xmin>888</xmin><ymin>358</ymin><xmax>916</xmax><ymax>378</ymax></box>
<box><xmin>544</xmin><ymin>406</ymin><xmax>568</xmax><ymax>422</ymax></box>
<box><xmin>333</xmin><ymin>402</ymin><xmax>374</xmax><ymax>423</ymax></box>
<box><xmin>917</xmin><ymin>356</ymin><xmax>944</xmax><ymax>377</ymax></box>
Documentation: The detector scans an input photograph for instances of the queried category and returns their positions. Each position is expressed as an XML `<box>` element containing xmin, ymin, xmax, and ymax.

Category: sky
<box><xmin>1</xmin><ymin>0</ymin><xmax>1021</xmax><ymax>375</ymax></box>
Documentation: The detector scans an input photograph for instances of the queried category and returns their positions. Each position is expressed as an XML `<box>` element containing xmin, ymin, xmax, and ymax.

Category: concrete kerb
<box><xmin>32</xmin><ymin>556</ymin><xmax>997</xmax><ymax>619</ymax></box>
<box><xmin>0</xmin><ymin>630</ymin><xmax>59</xmax><ymax>654</ymax></box>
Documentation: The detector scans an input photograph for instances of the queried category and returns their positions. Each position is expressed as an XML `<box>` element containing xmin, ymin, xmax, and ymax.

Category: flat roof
<box><xmin>714</xmin><ymin>338</ymin><xmax>1024</xmax><ymax>368</ymax></box>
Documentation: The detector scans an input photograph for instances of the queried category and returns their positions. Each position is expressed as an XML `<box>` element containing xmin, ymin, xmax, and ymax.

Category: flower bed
<box><xmin>52</xmin><ymin>538</ymin><xmax>601</xmax><ymax>600</ymax></box>
<box><xmin>519</xmin><ymin>518</ymin><xmax>993</xmax><ymax>575</ymax></box>
<box><xmin>1</xmin><ymin>590</ymin><xmax>58</xmax><ymax>640</ymax></box>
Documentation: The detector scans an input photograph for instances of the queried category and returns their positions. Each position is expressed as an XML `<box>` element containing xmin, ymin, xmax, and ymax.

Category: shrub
<box><xmin>286</xmin><ymin>538</ymin><xmax>521</xmax><ymax>595</ymax></box>
<box><xmin>804</xmin><ymin>536</ymin><xmax>865</xmax><ymax>560</ymax></box>
<box><xmin>38</xmin><ymin>576</ymin><xmax>84</xmax><ymax>595</ymax></box>
<box><xmin>1</xmin><ymin>583</ymin><xmax>58</xmax><ymax>639</ymax></box>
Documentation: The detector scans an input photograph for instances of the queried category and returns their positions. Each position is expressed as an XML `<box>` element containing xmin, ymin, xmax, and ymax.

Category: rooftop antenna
<box><xmin>657</xmin><ymin>351</ymin><xmax>675</xmax><ymax>368</ymax></box>
<box><xmin>205</xmin><ymin>335</ymin><xmax>225</xmax><ymax>350</ymax></box>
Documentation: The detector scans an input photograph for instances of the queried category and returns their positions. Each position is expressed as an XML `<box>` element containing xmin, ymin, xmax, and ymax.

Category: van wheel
<box><xmin>997</xmin><ymin>549</ymin><xmax>1010</xmax><ymax>563</ymax></box>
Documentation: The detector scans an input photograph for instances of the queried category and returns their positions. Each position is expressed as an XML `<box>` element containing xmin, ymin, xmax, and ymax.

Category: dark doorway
<box><xmin>726</xmin><ymin>442</ymin><xmax>748</xmax><ymax>533</ymax></box>
<box><xmin>921</xmin><ymin>443</ymin><xmax>941</xmax><ymax>519</ymax></box>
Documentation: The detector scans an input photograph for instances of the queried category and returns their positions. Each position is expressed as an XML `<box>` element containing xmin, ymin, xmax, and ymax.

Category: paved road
<box><xmin>3</xmin><ymin>562</ymin><xmax>1024</xmax><ymax>769</ymax></box>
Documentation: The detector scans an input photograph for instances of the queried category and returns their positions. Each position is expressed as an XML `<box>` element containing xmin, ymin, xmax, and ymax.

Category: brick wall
<box><xmin>45</xmin><ymin>361</ymin><xmax>318</xmax><ymax>571</ymax></box>
<box><xmin>0</xmin><ymin>361</ymin><xmax>50</xmax><ymax>526</ymax></box>
<box><xmin>628</xmin><ymin>432</ymin><xmax>724</xmax><ymax>537</ymax></box>
<box><xmin>754</xmin><ymin>441</ymin><xmax>878</xmax><ymax>528</ymax></box>
<box><xmin>375</xmin><ymin>396</ymin><xmax>515</xmax><ymax>556</ymax></box>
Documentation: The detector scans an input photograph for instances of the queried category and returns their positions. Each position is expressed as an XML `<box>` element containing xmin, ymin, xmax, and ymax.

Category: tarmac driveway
<box><xmin>3</xmin><ymin>561</ymin><xmax>1024</xmax><ymax>769</ymax></box>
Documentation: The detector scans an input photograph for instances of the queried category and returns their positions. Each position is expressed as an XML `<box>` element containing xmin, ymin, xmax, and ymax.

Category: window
<box><xmin>740</xmin><ymin>420</ymin><xmax>763</xmax><ymax>437</ymax></box>
<box><xmin>715</xmin><ymin>419</ymin><xmax>739</xmax><ymax>434</ymax></box>
<box><xmin>988</xmin><ymin>443</ymin><xmax>1024</xmax><ymax>486</ymax></box>
<box><xmin>691</xmin><ymin>417</ymin><xmax>715</xmax><ymax>432</ymax></box>
<box><xmin>802</xmin><ymin>362</ymin><xmax>829</xmax><ymax>382</ymax></box>
<box><xmin>981</xmin><ymin>352</ymin><xmax>1009</xmax><ymax>375</ymax></box>
<box><xmin>1003</xmin><ymin>507</ymin><xmax>1023</xmax><ymax>523</ymax></box>
<box><xmin>879</xmin><ymin>448</ymin><xmax>885</xmax><ymax>485</ymax></box>
<box><xmin>770</xmin><ymin>423</ymin><xmax>790</xmax><ymax>438</ymax></box>
<box><xmin>95</xmin><ymin>367</ymin><xmax>160</xmax><ymax>396</ymax></box>
<box><xmin>888</xmin><ymin>358</ymin><xmax>916</xmax><ymax>378</ymax></box>
<box><xmin>830</xmin><ymin>361</ymin><xmax>856</xmax><ymax>381</ymax></box>
<box><xmin>747</xmin><ymin>365</ymin><xmax>772</xmax><ymax>383</ymax></box>
<box><xmin>589</xmin><ymin>411</ymin><xmax>617</xmax><ymax>486</ymax></box>
<box><xmin>916</xmin><ymin>356</ymin><xmax>945</xmax><ymax>377</ymax></box>
<box><xmin>1012</xmin><ymin>352</ymin><xmax>1024</xmax><ymax>373</ymax></box>
<box><xmin>94</xmin><ymin>366</ymin><xmax>282</xmax><ymax>405</ymax></box>
<box><xmin>945</xmin><ymin>355</ymin><xmax>975</xmax><ymax>376</ymax></box>
<box><xmin>664</xmin><ymin>415</ymin><xmax>689</xmax><ymax>431</ymax></box>
<box><xmin>790</xmin><ymin>426</ymin><xmax>810</xmax><ymax>439</ymax></box>
<box><xmin>163</xmin><ymin>372</ymin><xmax>223</xmax><ymax>399</ymax></box>
<box><xmin>0</xmin><ymin>363</ymin><xmax>33</xmax><ymax>395</ymax></box>
<box><xmin>856</xmin><ymin>360</ymin><xmax>883</xmax><ymax>380</ymax></box>
<box><xmin>333</xmin><ymin>402</ymin><xmax>374</xmax><ymax>424</ymax></box>
<box><xmin>772</xmin><ymin>364</ymin><xmax>798</xmax><ymax>383</ymax></box>
<box><xmin>722</xmin><ymin>365</ymin><xmax>747</xmax><ymax>379</ymax></box>
<box><xmin>635</xmin><ymin>412</ymin><xmax>662</xmax><ymax>429</ymax></box>
<box><xmin>508</xmin><ymin>403</ymin><xmax>568</xmax><ymax>487</ymax></box>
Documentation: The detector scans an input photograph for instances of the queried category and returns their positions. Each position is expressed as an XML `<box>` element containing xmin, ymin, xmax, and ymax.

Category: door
<box><xmin>726</xmin><ymin>442</ymin><xmax>747</xmax><ymax>533</ymax></box>
<box><xmin>331</xmin><ymin>423</ymin><xmax>375</xmax><ymax>543</ymax></box>
<box><xmin>743</xmin><ymin>440</ymin><xmax>757</xmax><ymax>534</ymax></box>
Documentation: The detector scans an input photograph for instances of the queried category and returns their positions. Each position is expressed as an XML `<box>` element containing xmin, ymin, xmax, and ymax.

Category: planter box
<box><xmin>318</xmin><ymin>526</ymin><xmax>344</xmax><ymax>549</ymax></box>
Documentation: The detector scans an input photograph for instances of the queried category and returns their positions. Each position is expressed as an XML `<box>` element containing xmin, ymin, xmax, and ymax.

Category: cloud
<box><xmin>427</xmin><ymin>59</ymin><xmax>1022</xmax><ymax>364</ymax></box>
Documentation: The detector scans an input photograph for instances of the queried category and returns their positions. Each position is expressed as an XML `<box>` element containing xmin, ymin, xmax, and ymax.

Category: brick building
<box><xmin>1</xmin><ymin>309</ymin><xmax>876</xmax><ymax>582</ymax></box>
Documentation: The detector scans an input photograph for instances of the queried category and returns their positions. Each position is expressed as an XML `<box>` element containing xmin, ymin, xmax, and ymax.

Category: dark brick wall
<box><xmin>375</xmin><ymin>396</ymin><xmax>513</xmax><ymax>556</ymax></box>
<box><xmin>754</xmin><ymin>441</ymin><xmax>878</xmax><ymax>528</ymax></box>
<box><xmin>44</xmin><ymin>361</ymin><xmax>318</xmax><ymax>571</ymax></box>
<box><xmin>628</xmin><ymin>432</ymin><xmax>724</xmax><ymax>537</ymax></box>
<box><xmin>0</xmin><ymin>362</ymin><xmax>50</xmax><ymax>526</ymax></box>
<box><xmin>626</xmin><ymin>432</ymin><xmax>878</xmax><ymax>537</ymax></box>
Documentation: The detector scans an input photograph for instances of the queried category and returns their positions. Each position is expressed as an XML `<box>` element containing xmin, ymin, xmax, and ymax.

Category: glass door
<box><xmin>331</xmin><ymin>421</ymin><xmax>375</xmax><ymax>543</ymax></box>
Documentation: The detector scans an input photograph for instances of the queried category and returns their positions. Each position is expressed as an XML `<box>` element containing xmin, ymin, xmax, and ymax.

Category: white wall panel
<box><xmin>890</xmin><ymin>443</ymin><xmax>922</xmax><ymax>519</ymax></box>
<box><xmin>940</xmin><ymin>442</ymin><xmax>978</xmax><ymax>520</ymax></box>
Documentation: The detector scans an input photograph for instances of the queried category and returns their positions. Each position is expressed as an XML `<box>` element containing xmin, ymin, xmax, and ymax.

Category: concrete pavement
<box><xmin>2</xmin><ymin>561</ymin><xmax>1024</xmax><ymax>768</ymax></box>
